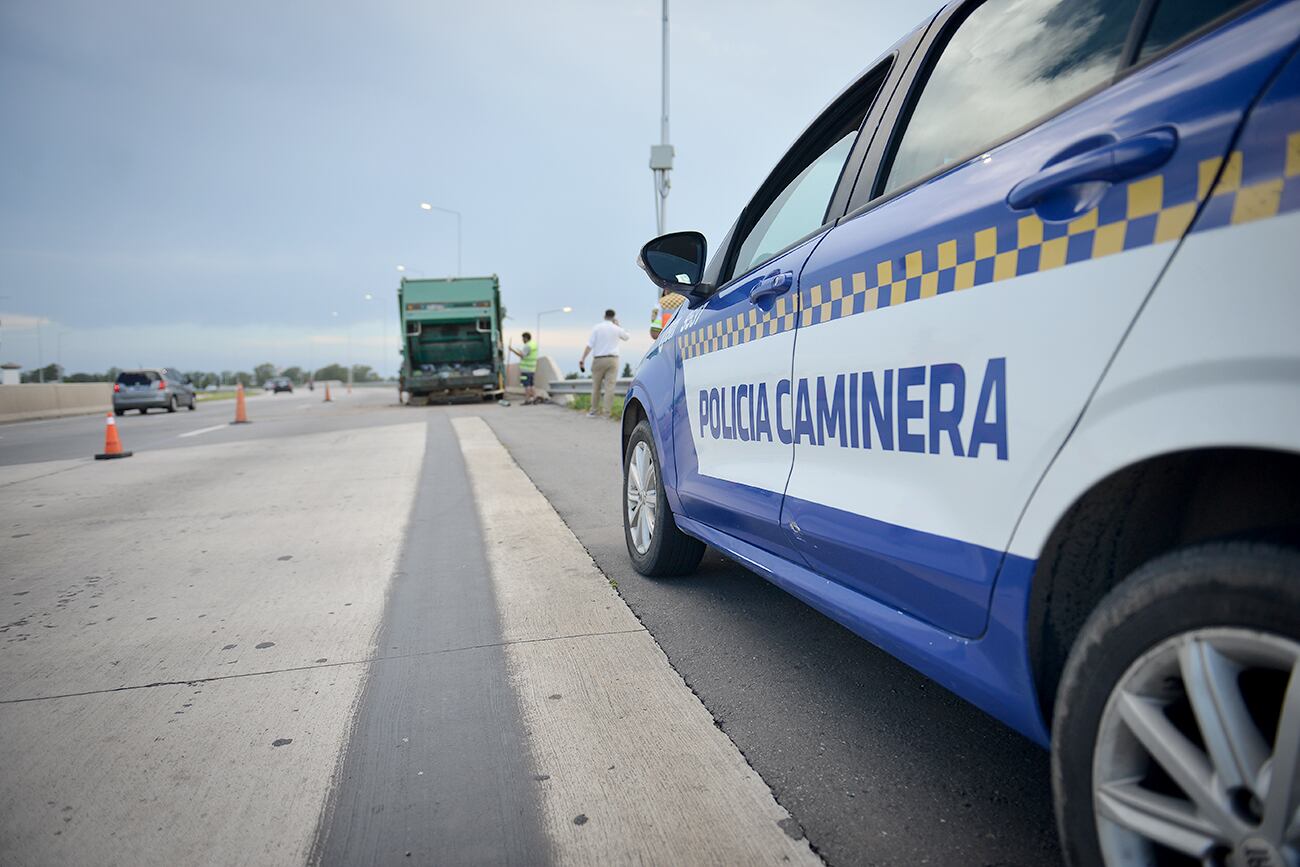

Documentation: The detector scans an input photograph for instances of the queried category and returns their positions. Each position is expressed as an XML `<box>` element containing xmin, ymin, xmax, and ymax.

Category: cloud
<box><xmin>0</xmin><ymin>312</ymin><xmax>52</xmax><ymax>330</ymax></box>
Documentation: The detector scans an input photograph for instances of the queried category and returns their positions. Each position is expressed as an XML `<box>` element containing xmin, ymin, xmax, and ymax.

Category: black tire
<box><xmin>138</xmin><ymin>408</ymin><xmax>147</xmax><ymax>414</ymax></box>
<box><xmin>114</xmin><ymin>409</ymin><xmax>124</xmax><ymax>417</ymax></box>
<box><xmin>166</xmin><ymin>396</ymin><xmax>177</xmax><ymax>413</ymax></box>
<box><xmin>623</xmin><ymin>420</ymin><xmax>705</xmax><ymax>577</ymax></box>
<box><xmin>1052</xmin><ymin>542</ymin><xmax>1300</xmax><ymax>867</ymax></box>
<box><xmin>188</xmin><ymin>396</ymin><xmax>196</xmax><ymax>410</ymax></box>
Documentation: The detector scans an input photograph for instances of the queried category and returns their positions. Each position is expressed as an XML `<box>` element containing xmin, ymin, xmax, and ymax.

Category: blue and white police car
<box><xmin>622</xmin><ymin>1</ymin><xmax>1300</xmax><ymax>864</ymax></box>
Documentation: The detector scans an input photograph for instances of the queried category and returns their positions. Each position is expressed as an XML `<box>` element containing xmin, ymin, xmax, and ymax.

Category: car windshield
<box><xmin>116</xmin><ymin>372</ymin><xmax>155</xmax><ymax>386</ymax></box>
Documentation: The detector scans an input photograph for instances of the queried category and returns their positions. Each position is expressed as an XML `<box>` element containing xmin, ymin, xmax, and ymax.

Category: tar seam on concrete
<box><xmin>313</xmin><ymin>415</ymin><xmax>549</xmax><ymax>867</ymax></box>
<box><xmin>452</xmin><ymin>415</ymin><xmax>823</xmax><ymax>866</ymax></box>
<box><xmin>0</xmin><ymin>423</ymin><xmax>426</xmax><ymax>866</ymax></box>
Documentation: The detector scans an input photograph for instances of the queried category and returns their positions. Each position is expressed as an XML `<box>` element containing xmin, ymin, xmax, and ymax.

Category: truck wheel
<box><xmin>1052</xmin><ymin>542</ymin><xmax>1300</xmax><ymax>867</ymax></box>
<box><xmin>623</xmin><ymin>420</ymin><xmax>704</xmax><ymax>577</ymax></box>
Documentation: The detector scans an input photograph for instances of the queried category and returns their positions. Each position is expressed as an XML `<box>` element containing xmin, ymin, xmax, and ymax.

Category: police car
<box><xmin>623</xmin><ymin>1</ymin><xmax>1300</xmax><ymax>864</ymax></box>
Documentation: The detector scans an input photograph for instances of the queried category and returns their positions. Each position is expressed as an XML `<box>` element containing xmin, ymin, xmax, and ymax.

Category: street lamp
<box><xmin>419</xmin><ymin>202</ymin><xmax>462</xmax><ymax>276</ymax></box>
<box><xmin>332</xmin><ymin>310</ymin><xmax>352</xmax><ymax>394</ymax></box>
<box><xmin>56</xmin><ymin>331</ymin><xmax>69</xmax><ymax>381</ymax></box>
<box><xmin>396</xmin><ymin>264</ymin><xmax>425</xmax><ymax>277</ymax></box>
<box><xmin>535</xmin><ymin>306</ymin><xmax>573</xmax><ymax>343</ymax></box>
<box><xmin>363</xmin><ymin>292</ymin><xmax>381</xmax><ymax>380</ymax></box>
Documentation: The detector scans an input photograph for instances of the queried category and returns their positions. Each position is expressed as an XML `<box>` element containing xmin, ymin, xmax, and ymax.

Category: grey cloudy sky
<box><xmin>1</xmin><ymin>0</ymin><xmax>921</xmax><ymax>376</ymax></box>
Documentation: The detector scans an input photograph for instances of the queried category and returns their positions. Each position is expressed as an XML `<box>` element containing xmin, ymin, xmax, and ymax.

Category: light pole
<box><xmin>649</xmin><ymin>0</ymin><xmax>673</xmax><ymax>236</ymax></box>
<box><xmin>363</xmin><ymin>292</ymin><xmax>381</xmax><ymax>380</ymax></box>
<box><xmin>419</xmin><ymin>202</ymin><xmax>462</xmax><ymax>276</ymax></box>
<box><xmin>56</xmin><ymin>331</ymin><xmax>68</xmax><ymax>381</ymax></box>
<box><xmin>535</xmin><ymin>306</ymin><xmax>572</xmax><ymax>344</ymax></box>
<box><xmin>35</xmin><ymin>317</ymin><xmax>44</xmax><ymax>383</ymax></box>
<box><xmin>332</xmin><ymin>310</ymin><xmax>352</xmax><ymax>394</ymax></box>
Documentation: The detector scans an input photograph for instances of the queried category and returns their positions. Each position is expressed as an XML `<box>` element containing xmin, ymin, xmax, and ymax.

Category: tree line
<box><xmin>19</xmin><ymin>363</ymin><xmax>387</xmax><ymax>387</ymax></box>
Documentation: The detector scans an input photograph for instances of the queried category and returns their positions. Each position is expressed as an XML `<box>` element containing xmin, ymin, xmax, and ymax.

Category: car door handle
<box><xmin>1006</xmin><ymin>128</ymin><xmax>1178</xmax><ymax>210</ymax></box>
<box><xmin>749</xmin><ymin>271</ymin><xmax>794</xmax><ymax>304</ymax></box>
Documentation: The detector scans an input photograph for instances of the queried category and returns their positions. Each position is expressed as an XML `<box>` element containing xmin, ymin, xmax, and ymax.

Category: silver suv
<box><xmin>113</xmin><ymin>368</ymin><xmax>196</xmax><ymax>415</ymax></box>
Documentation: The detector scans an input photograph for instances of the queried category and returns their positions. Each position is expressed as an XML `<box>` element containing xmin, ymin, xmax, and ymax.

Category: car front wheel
<box><xmin>1053</xmin><ymin>542</ymin><xmax>1300</xmax><ymax>867</ymax></box>
<box><xmin>623</xmin><ymin>420</ymin><xmax>704</xmax><ymax>577</ymax></box>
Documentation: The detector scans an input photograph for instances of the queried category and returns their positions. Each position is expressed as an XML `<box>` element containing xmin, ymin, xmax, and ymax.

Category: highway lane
<box><xmin>0</xmin><ymin>386</ymin><xmax>404</xmax><ymax>466</ymax></box>
<box><xmin>1</xmin><ymin>417</ymin><xmax>428</xmax><ymax>864</ymax></box>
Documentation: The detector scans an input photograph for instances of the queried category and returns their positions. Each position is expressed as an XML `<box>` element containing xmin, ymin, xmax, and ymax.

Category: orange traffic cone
<box><xmin>94</xmin><ymin>413</ymin><xmax>133</xmax><ymax>460</ymax></box>
<box><xmin>323</xmin><ymin>382</ymin><xmax>332</xmax><ymax>402</ymax></box>
<box><xmin>231</xmin><ymin>383</ymin><xmax>251</xmax><ymax>425</ymax></box>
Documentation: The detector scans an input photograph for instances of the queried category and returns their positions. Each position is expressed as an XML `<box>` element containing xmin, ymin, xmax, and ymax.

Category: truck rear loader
<box><xmin>398</xmin><ymin>276</ymin><xmax>505</xmax><ymax>404</ymax></box>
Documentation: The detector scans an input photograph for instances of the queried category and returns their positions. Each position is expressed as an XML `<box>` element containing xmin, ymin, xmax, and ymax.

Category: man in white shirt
<box><xmin>578</xmin><ymin>309</ymin><xmax>630</xmax><ymax>418</ymax></box>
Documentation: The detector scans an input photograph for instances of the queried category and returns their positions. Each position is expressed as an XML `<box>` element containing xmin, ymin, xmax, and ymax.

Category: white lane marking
<box><xmin>177</xmin><ymin>424</ymin><xmax>228</xmax><ymax>439</ymax></box>
<box><xmin>452</xmin><ymin>416</ymin><xmax>820</xmax><ymax>866</ymax></box>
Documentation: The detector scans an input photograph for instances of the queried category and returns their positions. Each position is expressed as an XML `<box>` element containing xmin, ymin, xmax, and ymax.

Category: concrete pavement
<box><xmin>1</xmin><ymin>420</ymin><xmax>426</xmax><ymax>865</ymax></box>
<box><xmin>0</xmin><ymin>386</ymin><xmax>401</xmax><ymax>468</ymax></box>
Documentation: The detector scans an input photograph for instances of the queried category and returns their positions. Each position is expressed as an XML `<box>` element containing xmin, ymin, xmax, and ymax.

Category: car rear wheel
<box><xmin>166</xmin><ymin>396</ymin><xmax>177</xmax><ymax>413</ymax></box>
<box><xmin>114</xmin><ymin>409</ymin><xmax>124</xmax><ymax>417</ymax></box>
<box><xmin>623</xmin><ymin>420</ymin><xmax>704</xmax><ymax>577</ymax></box>
<box><xmin>1053</xmin><ymin>542</ymin><xmax>1300</xmax><ymax>867</ymax></box>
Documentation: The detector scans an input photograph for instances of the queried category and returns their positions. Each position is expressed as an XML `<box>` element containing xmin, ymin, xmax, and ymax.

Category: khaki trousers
<box><xmin>590</xmin><ymin>356</ymin><xmax>619</xmax><ymax>416</ymax></box>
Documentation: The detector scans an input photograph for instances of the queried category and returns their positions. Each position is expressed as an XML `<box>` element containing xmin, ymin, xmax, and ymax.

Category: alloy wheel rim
<box><xmin>1093</xmin><ymin>627</ymin><xmax>1300</xmax><ymax>867</ymax></box>
<box><xmin>626</xmin><ymin>441</ymin><xmax>657</xmax><ymax>555</ymax></box>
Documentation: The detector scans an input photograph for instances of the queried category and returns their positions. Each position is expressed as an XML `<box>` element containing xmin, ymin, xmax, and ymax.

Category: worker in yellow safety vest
<box><xmin>510</xmin><ymin>332</ymin><xmax>540</xmax><ymax>404</ymax></box>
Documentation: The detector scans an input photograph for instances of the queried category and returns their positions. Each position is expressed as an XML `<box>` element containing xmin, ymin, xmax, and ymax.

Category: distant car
<box><xmin>113</xmin><ymin>368</ymin><xmax>196</xmax><ymax>415</ymax></box>
<box><xmin>266</xmin><ymin>377</ymin><xmax>294</xmax><ymax>394</ymax></box>
<box><xmin>626</xmin><ymin>2</ymin><xmax>1300</xmax><ymax>865</ymax></box>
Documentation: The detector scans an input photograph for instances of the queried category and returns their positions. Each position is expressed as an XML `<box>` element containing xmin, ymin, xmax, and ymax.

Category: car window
<box><xmin>1137</xmin><ymin>0</ymin><xmax>1253</xmax><ymax>61</ymax></box>
<box><xmin>117</xmin><ymin>372</ymin><xmax>153</xmax><ymax>386</ymax></box>
<box><xmin>730</xmin><ymin>130</ymin><xmax>858</xmax><ymax>280</ymax></box>
<box><xmin>882</xmin><ymin>0</ymin><xmax>1141</xmax><ymax>197</ymax></box>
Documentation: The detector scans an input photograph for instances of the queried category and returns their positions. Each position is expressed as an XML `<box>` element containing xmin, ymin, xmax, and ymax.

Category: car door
<box><xmin>670</xmin><ymin>55</ymin><xmax>911</xmax><ymax>556</ymax></box>
<box><xmin>783</xmin><ymin>0</ymin><xmax>1298</xmax><ymax>638</ymax></box>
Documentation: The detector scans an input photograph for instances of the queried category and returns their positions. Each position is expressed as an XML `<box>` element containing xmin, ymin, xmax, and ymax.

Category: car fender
<box><xmin>1010</xmin><ymin>224</ymin><xmax>1300</xmax><ymax>563</ymax></box>
<box><xmin>625</xmin><ymin>339</ymin><xmax>684</xmax><ymax>518</ymax></box>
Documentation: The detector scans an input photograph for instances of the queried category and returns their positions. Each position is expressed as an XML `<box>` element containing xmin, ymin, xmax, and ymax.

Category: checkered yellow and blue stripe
<box><xmin>677</xmin><ymin>291</ymin><xmax>800</xmax><ymax>360</ymax></box>
<box><xmin>678</xmin><ymin>130</ymin><xmax>1300</xmax><ymax>361</ymax></box>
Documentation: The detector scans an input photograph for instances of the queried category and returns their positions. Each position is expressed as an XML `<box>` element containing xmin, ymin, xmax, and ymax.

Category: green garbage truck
<box><xmin>398</xmin><ymin>275</ymin><xmax>505</xmax><ymax>404</ymax></box>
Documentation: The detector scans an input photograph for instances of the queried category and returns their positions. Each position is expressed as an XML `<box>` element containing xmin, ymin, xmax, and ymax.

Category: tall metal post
<box><xmin>649</xmin><ymin>0</ymin><xmax>673</xmax><ymax>236</ymax></box>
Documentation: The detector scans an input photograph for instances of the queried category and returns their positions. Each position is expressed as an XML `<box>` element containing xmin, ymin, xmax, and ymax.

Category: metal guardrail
<box><xmin>546</xmin><ymin>377</ymin><xmax>633</xmax><ymax>396</ymax></box>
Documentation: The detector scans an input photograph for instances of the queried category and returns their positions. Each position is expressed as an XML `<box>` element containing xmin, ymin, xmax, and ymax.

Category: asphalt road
<box><xmin>0</xmin><ymin>385</ymin><xmax>403</xmax><ymax>467</ymax></box>
<box><xmin>1</xmin><ymin>394</ymin><xmax>1060</xmax><ymax>866</ymax></box>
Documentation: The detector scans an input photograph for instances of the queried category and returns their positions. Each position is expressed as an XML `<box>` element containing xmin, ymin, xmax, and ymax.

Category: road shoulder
<box><xmin>453</xmin><ymin>415</ymin><xmax>821</xmax><ymax>865</ymax></box>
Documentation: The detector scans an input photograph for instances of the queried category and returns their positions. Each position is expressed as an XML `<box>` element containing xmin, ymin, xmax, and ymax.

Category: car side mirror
<box><xmin>637</xmin><ymin>231</ymin><xmax>712</xmax><ymax>307</ymax></box>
